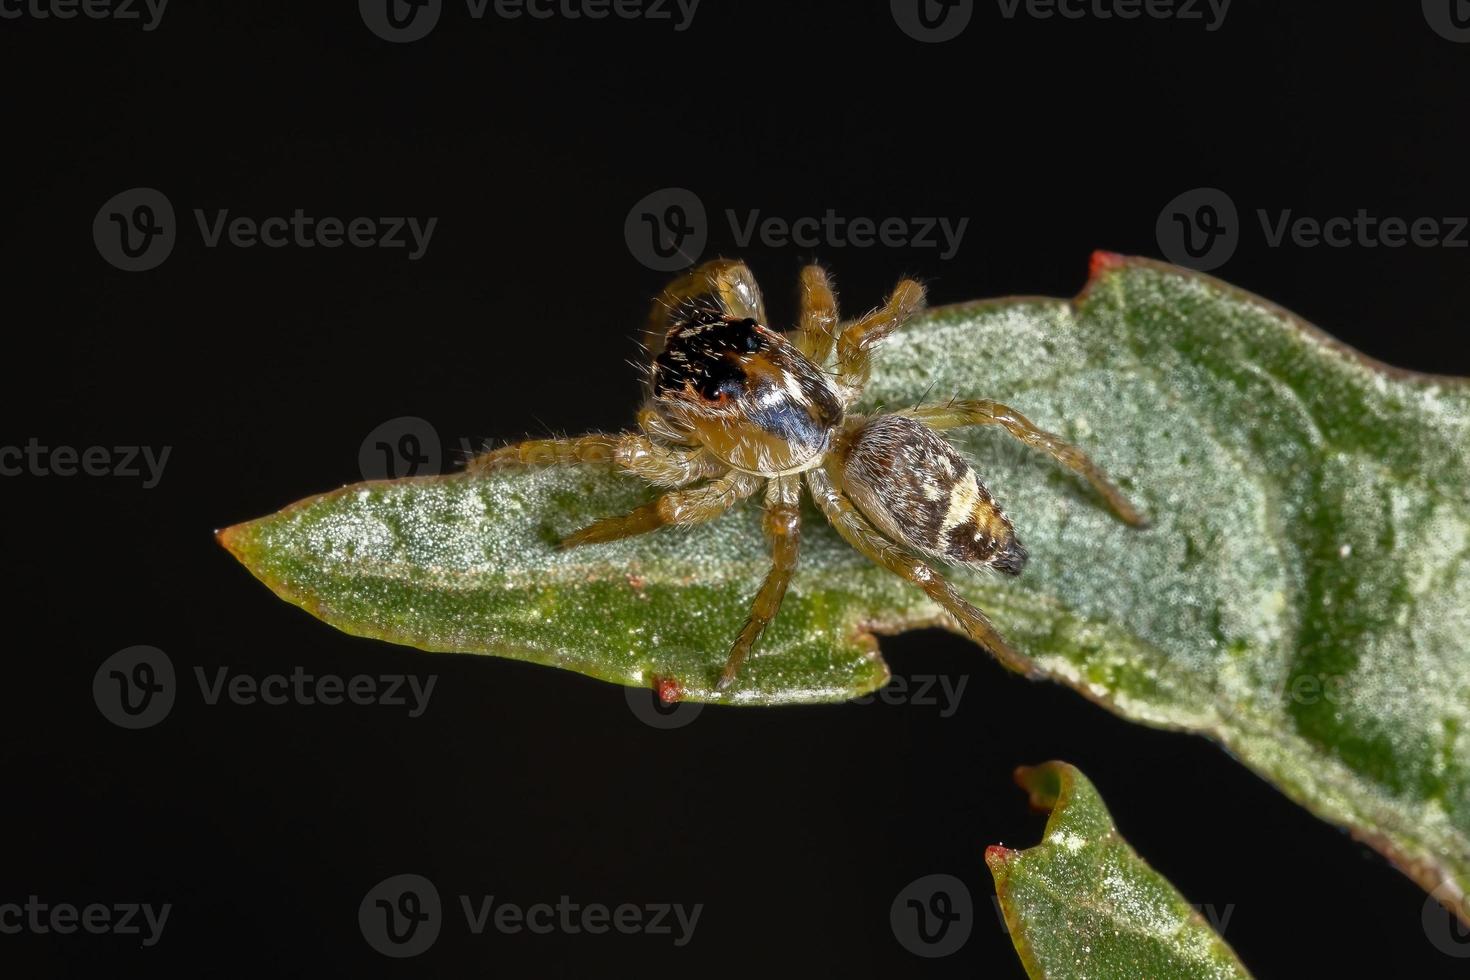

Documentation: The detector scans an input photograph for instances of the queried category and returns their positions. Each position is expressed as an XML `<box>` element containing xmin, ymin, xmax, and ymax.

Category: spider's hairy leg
<box><xmin>717</xmin><ymin>475</ymin><xmax>802</xmax><ymax>691</ymax></box>
<box><xmin>835</xmin><ymin>278</ymin><xmax>926</xmax><ymax>398</ymax></box>
<box><xmin>468</xmin><ymin>433</ymin><xmax>722</xmax><ymax>488</ymax></box>
<box><xmin>805</xmin><ymin>465</ymin><xmax>1041</xmax><ymax>680</ymax></box>
<box><xmin>559</xmin><ymin>470</ymin><xmax>762</xmax><ymax>549</ymax></box>
<box><xmin>899</xmin><ymin>399</ymin><xmax>1148</xmax><ymax>527</ymax></box>
<box><xmin>791</xmin><ymin>264</ymin><xmax>840</xmax><ymax>365</ymax></box>
<box><xmin>644</xmin><ymin>259</ymin><xmax>766</xmax><ymax>357</ymax></box>
<box><xmin>468</xmin><ymin>434</ymin><xmax>624</xmax><ymax>471</ymax></box>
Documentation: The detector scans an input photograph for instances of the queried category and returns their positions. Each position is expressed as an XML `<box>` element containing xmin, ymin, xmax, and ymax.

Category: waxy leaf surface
<box><xmin>988</xmin><ymin>761</ymin><xmax>1253</xmax><ymax>979</ymax></box>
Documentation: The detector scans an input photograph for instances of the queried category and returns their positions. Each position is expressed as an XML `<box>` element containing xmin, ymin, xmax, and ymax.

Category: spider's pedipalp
<box><xmin>467</xmin><ymin>432</ymin><xmax>720</xmax><ymax>488</ymax></box>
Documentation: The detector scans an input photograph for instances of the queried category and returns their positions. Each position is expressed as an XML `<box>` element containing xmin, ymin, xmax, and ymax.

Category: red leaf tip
<box><xmin>1088</xmin><ymin>250</ymin><xmax>1126</xmax><ymax>282</ymax></box>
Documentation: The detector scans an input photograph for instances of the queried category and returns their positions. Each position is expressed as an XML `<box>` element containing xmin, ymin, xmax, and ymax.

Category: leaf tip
<box><xmin>1014</xmin><ymin>761</ymin><xmax>1072</xmax><ymax>813</ymax></box>
<box><xmin>1087</xmin><ymin>249</ymin><xmax>1127</xmax><ymax>283</ymax></box>
<box><xmin>985</xmin><ymin>844</ymin><xmax>1017</xmax><ymax>869</ymax></box>
<box><xmin>215</xmin><ymin>521</ymin><xmax>247</xmax><ymax>561</ymax></box>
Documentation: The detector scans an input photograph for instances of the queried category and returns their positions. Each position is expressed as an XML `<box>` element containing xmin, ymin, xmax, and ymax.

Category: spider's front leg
<box><xmin>899</xmin><ymin>399</ymin><xmax>1148</xmax><ymax>527</ymax></box>
<box><xmin>835</xmin><ymin>278</ymin><xmax>926</xmax><ymax>399</ymax></box>
<box><xmin>644</xmin><ymin>258</ymin><xmax>766</xmax><ymax>358</ymax></box>
<box><xmin>559</xmin><ymin>470</ymin><xmax>762</xmax><ymax>549</ymax></box>
<box><xmin>791</xmin><ymin>264</ymin><xmax>840</xmax><ymax>365</ymax></box>
<box><xmin>716</xmin><ymin>475</ymin><xmax>802</xmax><ymax>691</ymax></box>
<box><xmin>805</xmin><ymin>466</ymin><xmax>1042</xmax><ymax>680</ymax></box>
<box><xmin>468</xmin><ymin>431</ymin><xmax>724</xmax><ymax>488</ymax></box>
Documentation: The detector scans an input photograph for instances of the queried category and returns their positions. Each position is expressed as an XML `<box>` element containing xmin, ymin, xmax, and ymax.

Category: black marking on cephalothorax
<box><xmin>651</xmin><ymin>308</ymin><xmax>765</xmax><ymax>401</ymax></box>
<box><xmin>842</xmin><ymin>415</ymin><xmax>1025</xmax><ymax>573</ymax></box>
<box><xmin>650</xmin><ymin>307</ymin><xmax>844</xmax><ymax>455</ymax></box>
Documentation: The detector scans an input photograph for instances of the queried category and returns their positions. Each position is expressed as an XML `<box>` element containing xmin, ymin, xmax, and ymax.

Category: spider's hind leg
<box><xmin>805</xmin><ymin>465</ymin><xmax>1041</xmax><ymax>680</ymax></box>
<box><xmin>899</xmin><ymin>399</ymin><xmax>1147</xmax><ymax>527</ymax></box>
<box><xmin>716</xmin><ymin>476</ymin><xmax>802</xmax><ymax>691</ymax></box>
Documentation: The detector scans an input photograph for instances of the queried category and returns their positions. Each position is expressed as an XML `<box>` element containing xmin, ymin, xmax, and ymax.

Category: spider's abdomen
<box><xmin>839</xmin><ymin>415</ymin><xmax>1027</xmax><ymax>574</ymax></box>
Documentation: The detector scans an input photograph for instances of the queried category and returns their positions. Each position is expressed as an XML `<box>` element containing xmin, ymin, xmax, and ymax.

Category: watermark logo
<box><xmin>625</xmin><ymin>188</ymin><xmax>970</xmax><ymax>270</ymax></box>
<box><xmin>850</xmin><ymin>674</ymin><xmax>968</xmax><ymax>717</ymax></box>
<box><xmin>625</xmin><ymin>187</ymin><xmax>708</xmax><ymax>272</ymax></box>
<box><xmin>1423</xmin><ymin>883</ymin><xmax>1470</xmax><ymax>958</ymax></box>
<box><xmin>1</xmin><ymin>439</ymin><xmax>171</xmax><ymax>487</ymax></box>
<box><xmin>360</xmin><ymin>416</ymin><xmax>444</xmax><ymax>480</ymax></box>
<box><xmin>890</xmin><ymin>873</ymin><xmax>972</xmax><ymax>957</ymax></box>
<box><xmin>360</xmin><ymin>874</ymin><xmax>442</xmax><ymax>958</ymax></box>
<box><xmin>624</xmin><ymin>682</ymin><xmax>703</xmax><ymax>729</ymax></box>
<box><xmin>1424</xmin><ymin>0</ymin><xmax>1470</xmax><ymax>42</ymax></box>
<box><xmin>891</xmin><ymin>0</ymin><xmax>974</xmax><ymax>42</ymax></box>
<box><xmin>94</xmin><ymin>188</ymin><xmax>438</xmax><ymax>271</ymax></box>
<box><xmin>1156</xmin><ymin>186</ymin><xmax>1239</xmax><ymax>271</ymax></box>
<box><xmin>94</xmin><ymin>187</ymin><xmax>175</xmax><ymax>272</ymax></box>
<box><xmin>94</xmin><ymin>646</ymin><xmax>175</xmax><ymax>729</ymax></box>
<box><xmin>0</xmin><ymin>897</ymin><xmax>171</xmax><ymax>947</ymax></box>
<box><xmin>360</xmin><ymin>0</ymin><xmax>443</xmax><ymax>42</ymax></box>
<box><xmin>0</xmin><ymin>0</ymin><xmax>168</xmax><ymax>30</ymax></box>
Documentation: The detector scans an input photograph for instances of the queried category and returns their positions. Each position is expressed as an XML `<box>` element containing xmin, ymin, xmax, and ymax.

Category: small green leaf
<box><xmin>988</xmin><ymin>761</ymin><xmax>1253</xmax><ymax>979</ymax></box>
<box><xmin>220</xmin><ymin>254</ymin><xmax>1470</xmax><ymax>919</ymax></box>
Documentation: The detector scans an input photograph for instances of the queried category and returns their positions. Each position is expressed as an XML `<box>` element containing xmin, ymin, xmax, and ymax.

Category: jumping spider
<box><xmin>472</xmin><ymin>260</ymin><xmax>1146</xmax><ymax>691</ymax></box>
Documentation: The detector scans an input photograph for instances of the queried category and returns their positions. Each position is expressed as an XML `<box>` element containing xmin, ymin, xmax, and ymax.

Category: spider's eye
<box><xmin>698</xmin><ymin>372</ymin><xmax>744</xmax><ymax>402</ymax></box>
<box><xmin>738</xmin><ymin>320</ymin><xmax>762</xmax><ymax>352</ymax></box>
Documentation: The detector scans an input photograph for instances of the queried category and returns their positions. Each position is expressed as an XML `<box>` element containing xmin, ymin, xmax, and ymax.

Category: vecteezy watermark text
<box><xmin>728</xmin><ymin>210</ymin><xmax>969</xmax><ymax>261</ymax></box>
<box><xmin>850</xmin><ymin>674</ymin><xmax>969</xmax><ymax>717</ymax></box>
<box><xmin>995</xmin><ymin>0</ymin><xmax>1230</xmax><ymax>30</ymax></box>
<box><xmin>1</xmin><ymin>440</ymin><xmax>169</xmax><ymax>488</ymax></box>
<box><xmin>890</xmin><ymin>0</ymin><xmax>1228</xmax><ymax>42</ymax></box>
<box><xmin>359</xmin><ymin>874</ymin><xmax>701</xmax><ymax>957</ymax></box>
<box><xmin>359</xmin><ymin>0</ymin><xmax>699</xmax><ymax>43</ymax></box>
<box><xmin>0</xmin><ymin>0</ymin><xmax>168</xmax><ymax>30</ymax></box>
<box><xmin>0</xmin><ymin>897</ymin><xmax>170</xmax><ymax>948</ymax></box>
<box><xmin>195</xmin><ymin>667</ymin><xmax>436</xmax><ymax>718</ymax></box>
<box><xmin>1157</xmin><ymin>186</ymin><xmax>1469</xmax><ymax>271</ymax></box>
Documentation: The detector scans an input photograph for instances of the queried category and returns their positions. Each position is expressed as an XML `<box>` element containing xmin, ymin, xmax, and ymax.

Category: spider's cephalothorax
<box><xmin>650</xmin><ymin>302</ymin><xmax>843</xmax><ymax>476</ymax></box>
<box><xmin>472</xmin><ymin>260</ymin><xmax>1146</xmax><ymax>696</ymax></box>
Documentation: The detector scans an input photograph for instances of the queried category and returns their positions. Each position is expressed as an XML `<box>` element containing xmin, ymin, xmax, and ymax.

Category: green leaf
<box><xmin>988</xmin><ymin>761</ymin><xmax>1253</xmax><ymax>979</ymax></box>
<box><xmin>220</xmin><ymin>254</ymin><xmax>1470</xmax><ymax>920</ymax></box>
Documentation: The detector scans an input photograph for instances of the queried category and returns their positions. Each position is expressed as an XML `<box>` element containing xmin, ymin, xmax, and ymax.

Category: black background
<box><xmin>4</xmin><ymin>1</ymin><xmax>1469</xmax><ymax>976</ymax></box>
